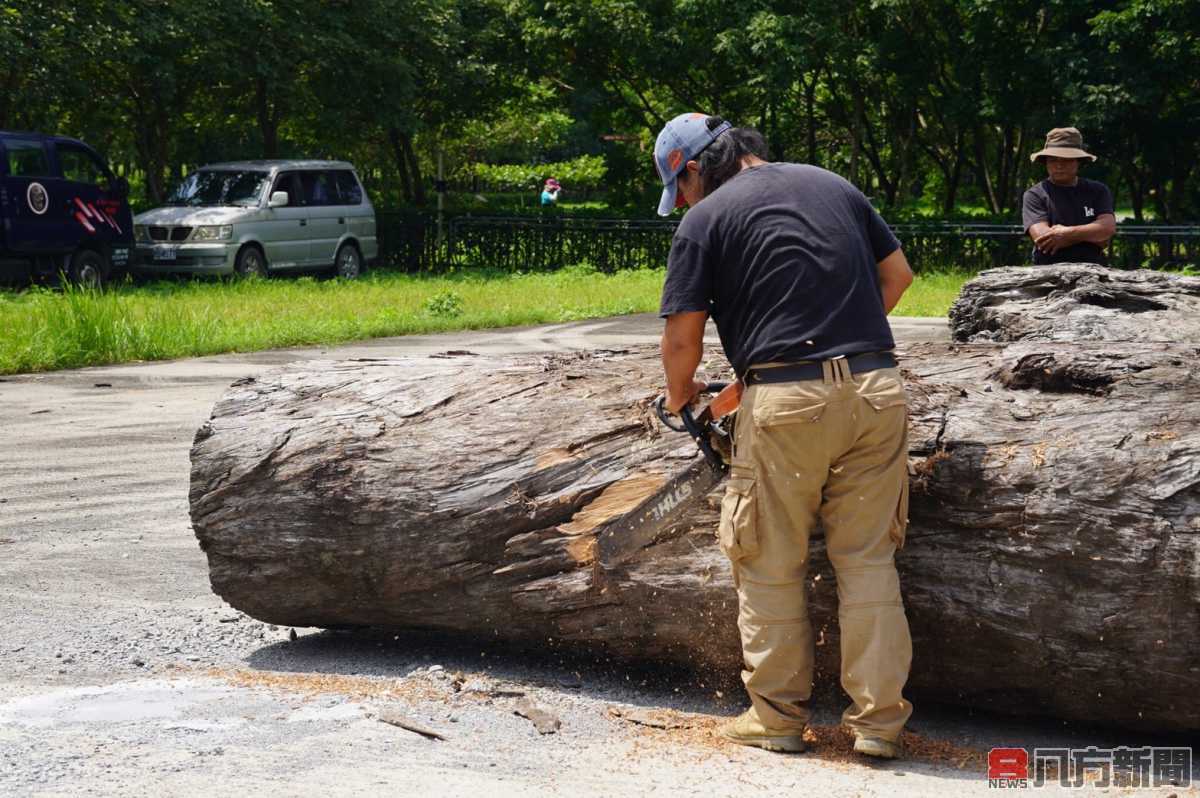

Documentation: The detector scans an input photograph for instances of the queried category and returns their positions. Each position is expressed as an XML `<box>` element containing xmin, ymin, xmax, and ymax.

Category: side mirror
<box><xmin>112</xmin><ymin>177</ymin><xmax>130</xmax><ymax>200</ymax></box>
<box><xmin>269</xmin><ymin>191</ymin><xmax>289</xmax><ymax>208</ymax></box>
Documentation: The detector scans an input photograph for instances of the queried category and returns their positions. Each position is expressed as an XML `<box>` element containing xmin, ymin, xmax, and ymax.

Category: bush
<box><xmin>473</xmin><ymin>155</ymin><xmax>607</xmax><ymax>193</ymax></box>
<box><xmin>422</xmin><ymin>290</ymin><xmax>464</xmax><ymax>317</ymax></box>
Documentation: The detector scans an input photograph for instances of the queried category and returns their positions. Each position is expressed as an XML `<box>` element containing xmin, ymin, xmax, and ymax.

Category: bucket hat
<box><xmin>1030</xmin><ymin>127</ymin><xmax>1096</xmax><ymax>162</ymax></box>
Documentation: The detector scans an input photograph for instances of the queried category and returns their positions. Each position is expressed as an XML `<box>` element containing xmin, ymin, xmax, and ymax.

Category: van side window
<box><xmin>301</xmin><ymin>171</ymin><xmax>334</xmax><ymax>206</ymax></box>
<box><xmin>5</xmin><ymin>140</ymin><xmax>51</xmax><ymax>177</ymax></box>
<box><xmin>271</xmin><ymin>173</ymin><xmax>300</xmax><ymax>205</ymax></box>
<box><xmin>58</xmin><ymin>145</ymin><xmax>110</xmax><ymax>188</ymax></box>
<box><xmin>334</xmin><ymin>171</ymin><xmax>363</xmax><ymax>205</ymax></box>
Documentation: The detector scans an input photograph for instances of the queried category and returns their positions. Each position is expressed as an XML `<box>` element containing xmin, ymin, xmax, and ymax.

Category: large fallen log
<box><xmin>950</xmin><ymin>263</ymin><xmax>1200</xmax><ymax>343</ymax></box>
<box><xmin>190</xmin><ymin>340</ymin><xmax>1200</xmax><ymax>732</ymax></box>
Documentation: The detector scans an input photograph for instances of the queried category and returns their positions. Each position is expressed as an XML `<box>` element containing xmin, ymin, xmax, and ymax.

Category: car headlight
<box><xmin>191</xmin><ymin>225</ymin><xmax>233</xmax><ymax>241</ymax></box>
<box><xmin>134</xmin><ymin>225</ymin><xmax>150</xmax><ymax>242</ymax></box>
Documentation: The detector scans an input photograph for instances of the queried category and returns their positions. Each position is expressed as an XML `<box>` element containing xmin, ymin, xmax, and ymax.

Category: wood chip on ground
<box><xmin>514</xmin><ymin>697</ymin><xmax>561</xmax><ymax>734</ymax></box>
<box><xmin>608</xmin><ymin>706</ymin><xmax>700</xmax><ymax>730</ymax></box>
<box><xmin>375</xmin><ymin>709</ymin><xmax>448</xmax><ymax>741</ymax></box>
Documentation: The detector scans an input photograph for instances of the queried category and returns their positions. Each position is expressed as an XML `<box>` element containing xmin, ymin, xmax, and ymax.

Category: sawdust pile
<box><xmin>202</xmin><ymin>667</ymin><xmax>446</xmax><ymax>703</ymax></box>
<box><xmin>199</xmin><ymin>665</ymin><xmax>985</xmax><ymax>772</ymax></box>
<box><xmin>613</xmin><ymin>707</ymin><xmax>986</xmax><ymax>771</ymax></box>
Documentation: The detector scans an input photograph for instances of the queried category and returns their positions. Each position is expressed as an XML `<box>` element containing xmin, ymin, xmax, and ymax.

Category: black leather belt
<box><xmin>743</xmin><ymin>351</ymin><xmax>898</xmax><ymax>385</ymax></box>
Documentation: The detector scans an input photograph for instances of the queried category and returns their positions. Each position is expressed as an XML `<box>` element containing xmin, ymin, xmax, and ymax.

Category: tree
<box><xmin>5</xmin><ymin>0</ymin><xmax>1197</xmax><ymax>219</ymax></box>
<box><xmin>1087</xmin><ymin>0</ymin><xmax>1200</xmax><ymax>221</ymax></box>
<box><xmin>69</xmin><ymin>1</ymin><xmax>219</xmax><ymax>204</ymax></box>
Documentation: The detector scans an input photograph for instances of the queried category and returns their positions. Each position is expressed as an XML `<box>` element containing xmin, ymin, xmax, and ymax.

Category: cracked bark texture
<box><xmin>190</xmin><ymin>342</ymin><xmax>1200</xmax><ymax>732</ymax></box>
<box><xmin>949</xmin><ymin>263</ymin><xmax>1200</xmax><ymax>343</ymax></box>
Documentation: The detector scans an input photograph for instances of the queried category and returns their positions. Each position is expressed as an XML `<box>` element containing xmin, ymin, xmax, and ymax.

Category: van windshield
<box><xmin>166</xmin><ymin>170</ymin><xmax>270</xmax><ymax>207</ymax></box>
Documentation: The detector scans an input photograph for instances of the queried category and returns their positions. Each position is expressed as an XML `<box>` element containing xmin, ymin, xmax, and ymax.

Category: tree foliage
<box><xmin>472</xmin><ymin>154</ymin><xmax>606</xmax><ymax>191</ymax></box>
<box><xmin>4</xmin><ymin>0</ymin><xmax>1196</xmax><ymax>219</ymax></box>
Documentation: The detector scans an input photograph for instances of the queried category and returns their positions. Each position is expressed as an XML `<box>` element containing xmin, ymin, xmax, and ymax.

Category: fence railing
<box><xmin>375</xmin><ymin>212</ymin><xmax>1200</xmax><ymax>273</ymax></box>
<box><xmin>445</xmin><ymin>215</ymin><xmax>678</xmax><ymax>273</ymax></box>
<box><xmin>889</xmin><ymin>223</ymin><xmax>1200</xmax><ymax>271</ymax></box>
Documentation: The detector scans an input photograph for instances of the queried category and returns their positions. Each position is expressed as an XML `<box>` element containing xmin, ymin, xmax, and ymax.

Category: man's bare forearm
<box><xmin>877</xmin><ymin>248</ymin><xmax>914</xmax><ymax>314</ymax></box>
<box><xmin>1028</xmin><ymin>221</ymin><xmax>1052</xmax><ymax>246</ymax></box>
<box><xmin>1032</xmin><ymin>216</ymin><xmax>1116</xmax><ymax>252</ymax></box>
<box><xmin>661</xmin><ymin>311</ymin><xmax>707</xmax><ymax>412</ymax></box>
<box><xmin>1067</xmin><ymin>215</ymin><xmax>1117</xmax><ymax>245</ymax></box>
<box><xmin>663</xmin><ymin>335</ymin><xmax>702</xmax><ymax>396</ymax></box>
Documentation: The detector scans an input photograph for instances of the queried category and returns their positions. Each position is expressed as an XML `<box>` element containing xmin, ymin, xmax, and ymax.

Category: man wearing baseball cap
<box><xmin>1022</xmin><ymin>127</ymin><xmax>1116</xmax><ymax>265</ymax></box>
<box><xmin>654</xmin><ymin>112</ymin><xmax>916</xmax><ymax>759</ymax></box>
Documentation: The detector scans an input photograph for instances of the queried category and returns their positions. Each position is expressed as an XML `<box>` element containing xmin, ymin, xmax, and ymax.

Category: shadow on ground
<box><xmin>234</xmin><ymin>627</ymin><xmax>1200</xmax><ymax>786</ymax></box>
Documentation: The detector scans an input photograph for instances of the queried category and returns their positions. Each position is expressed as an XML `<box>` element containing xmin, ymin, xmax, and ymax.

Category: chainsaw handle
<box><xmin>654</xmin><ymin>395</ymin><xmax>691</xmax><ymax>433</ymax></box>
<box><xmin>654</xmin><ymin>382</ymin><xmax>729</xmax><ymax>432</ymax></box>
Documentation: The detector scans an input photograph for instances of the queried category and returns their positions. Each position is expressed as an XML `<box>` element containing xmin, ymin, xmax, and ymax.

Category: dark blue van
<box><xmin>0</xmin><ymin>131</ymin><xmax>133</xmax><ymax>285</ymax></box>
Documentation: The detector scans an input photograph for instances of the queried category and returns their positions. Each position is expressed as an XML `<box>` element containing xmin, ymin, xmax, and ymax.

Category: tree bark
<box><xmin>803</xmin><ymin>75</ymin><xmax>818</xmax><ymax>167</ymax></box>
<box><xmin>894</xmin><ymin>108</ymin><xmax>917</xmax><ymax>206</ymax></box>
<box><xmin>1122</xmin><ymin>163</ymin><xmax>1145</xmax><ymax>222</ymax></box>
<box><xmin>921</xmin><ymin>128</ymin><xmax>965</xmax><ymax>215</ymax></box>
<box><xmin>400</xmin><ymin>131</ymin><xmax>426</xmax><ymax>206</ymax></box>
<box><xmin>852</xmin><ymin>90</ymin><xmax>866</xmax><ymax>190</ymax></box>
<box><xmin>944</xmin><ymin>140</ymin><xmax>965</xmax><ymax>214</ymax></box>
<box><xmin>974</xmin><ymin>125</ymin><xmax>1000</xmax><ymax>214</ymax></box>
<box><xmin>0</xmin><ymin>67</ymin><xmax>20</xmax><ymax>130</ymax></box>
<box><xmin>191</xmin><ymin>329</ymin><xmax>1200</xmax><ymax>732</ymax></box>
<box><xmin>387</xmin><ymin>127</ymin><xmax>414</xmax><ymax>204</ymax></box>
<box><xmin>950</xmin><ymin>264</ymin><xmax>1200</xmax><ymax>343</ymax></box>
<box><xmin>254</xmin><ymin>77</ymin><xmax>282</xmax><ymax>159</ymax></box>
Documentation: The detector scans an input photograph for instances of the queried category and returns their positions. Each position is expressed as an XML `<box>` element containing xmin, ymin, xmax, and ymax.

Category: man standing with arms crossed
<box><xmin>653</xmin><ymin>113</ymin><xmax>915</xmax><ymax>759</ymax></box>
<box><xmin>1022</xmin><ymin>126</ymin><xmax>1116</xmax><ymax>265</ymax></box>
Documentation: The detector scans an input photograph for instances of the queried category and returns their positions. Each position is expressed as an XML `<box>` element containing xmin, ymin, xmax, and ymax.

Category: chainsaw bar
<box><xmin>595</xmin><ymin>454</ymin><xmax>726</xmax><ymax>569</ymax></box>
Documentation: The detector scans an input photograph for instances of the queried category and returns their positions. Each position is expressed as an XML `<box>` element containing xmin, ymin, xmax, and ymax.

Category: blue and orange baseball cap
<box><xmin>653</xmin><ymin>112</ymin><xmax>731</xmax><ymax>216</ymax></box>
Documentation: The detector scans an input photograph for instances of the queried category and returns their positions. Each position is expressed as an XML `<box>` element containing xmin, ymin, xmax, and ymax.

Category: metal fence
<box><xmin>889</xmin><ymin>223</ymin><xmax>1200</xmax><ymax>271</ymax></box>
<box><xmin>445</xmin><ymin>214</ymin><xmax>678</xmax><ymax>273</ymax></box>
<box><xmin>375</xmin><ymin>211</ymin><xmax>1200</xmax><ymax>273</ymax></box>
<box><xmin>375</xmin><ymin>212</ymin><xmax>440</xmax><ymax>272</ymax></box>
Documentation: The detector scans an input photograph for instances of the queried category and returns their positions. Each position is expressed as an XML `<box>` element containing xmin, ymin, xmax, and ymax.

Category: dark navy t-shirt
<box><xmin>1021</xmin><ymin>178</ymin><xmax>1114</xmax><ymax>265</ymax></box>
<box><xmin>659</xmin><ymin>162</ymin><xmax>901</xmax><ymax>377</ymax></box>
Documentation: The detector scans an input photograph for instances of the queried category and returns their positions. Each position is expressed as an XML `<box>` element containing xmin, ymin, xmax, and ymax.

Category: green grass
<box><xmin>0</xmin><ymin>267</ymin><xmax>966</xmax><ymax>375</ymax></box>
<box><xmin>892</xmin><ymin>269</ymin><xmax>971</xmax><ymax>317</ymax></box>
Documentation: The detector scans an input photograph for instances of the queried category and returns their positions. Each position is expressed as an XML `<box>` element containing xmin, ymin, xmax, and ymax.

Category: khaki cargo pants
<box><xmin>718</xmin><ymin>357</ymin><xmax>913</xmax><ymax>742</ymax></box>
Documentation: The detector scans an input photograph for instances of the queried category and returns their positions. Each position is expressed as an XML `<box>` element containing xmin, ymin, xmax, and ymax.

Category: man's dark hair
<box><xmin>697</xmin><ymin>118</ymin><xmax>770</xmax><ymax>196</ymax></box>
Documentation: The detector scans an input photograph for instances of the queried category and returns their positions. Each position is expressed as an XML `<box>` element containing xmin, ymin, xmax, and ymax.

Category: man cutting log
<box><xmin>653</xmin><ymin>113</ymin><xmax>916</xmax><ymax>759</ymax></box>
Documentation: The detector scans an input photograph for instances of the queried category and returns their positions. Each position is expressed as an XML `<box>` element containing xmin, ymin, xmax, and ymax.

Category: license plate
<box><xmin>111</xmin><ymin>247</ymin><xmax>130</xmax><ymax>266</ymax></box>
<box><xmin>153</xmin><ymin>245</ymin><xmax>177</xmax><ymax>262</ymax></box>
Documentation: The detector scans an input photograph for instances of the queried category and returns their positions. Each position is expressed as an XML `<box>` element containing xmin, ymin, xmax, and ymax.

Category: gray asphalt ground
<box><xmin>0</xmin><ymin>314</ymin><xmax>1194</xmax><ymax>797</ymax></box>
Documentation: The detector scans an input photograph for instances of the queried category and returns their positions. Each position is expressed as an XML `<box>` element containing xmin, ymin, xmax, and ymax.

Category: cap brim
<box><xmin>657</xmin><ymin>180</ymin><xmax>678</xmax><ymax>216</ymax></box>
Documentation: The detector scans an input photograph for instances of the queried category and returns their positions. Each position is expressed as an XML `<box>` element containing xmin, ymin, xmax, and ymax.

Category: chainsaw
<box><xmin>596</xmin><ymin>380</ymin><xmax>744</xmax><ymax>568</ymax></box>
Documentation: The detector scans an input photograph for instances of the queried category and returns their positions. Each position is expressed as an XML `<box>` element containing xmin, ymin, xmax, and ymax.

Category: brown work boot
<box><xmin>719</xmin><ymin>710</ymin><xmax>806</xmax><ymax>753</ymax></box>
<box><xmin>853</xmin><ymin>734</ymin><xmax>902</xmax><ymax>760</ymax></box>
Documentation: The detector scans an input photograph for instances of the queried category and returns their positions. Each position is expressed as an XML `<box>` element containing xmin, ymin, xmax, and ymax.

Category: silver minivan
<box><xmin>134</xmin><ymin>160</ymin><xmax>378</xmax><ymax>278</ymax></box>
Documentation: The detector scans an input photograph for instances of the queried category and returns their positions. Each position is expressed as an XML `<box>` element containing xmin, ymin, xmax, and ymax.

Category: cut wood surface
<box><xmin>949</xmin><ymin>263</ymin><xmax>1200</xmax><ymax>343</ymax></box>
<box><xmin>190</xmin><ymin>340</ymin><xmax>1200</xmax><ymax>732</ymax></box>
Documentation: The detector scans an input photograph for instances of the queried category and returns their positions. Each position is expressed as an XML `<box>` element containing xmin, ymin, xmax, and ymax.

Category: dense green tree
<box><xmin>3</xmin><ymin>0</ymin><xmax>1196</xmax><ymax>218</ymax></box>
<box><xmin>1087</xmin><ymin>0</ymin><xmax>1200</xmax><ymax>220</ymax></box>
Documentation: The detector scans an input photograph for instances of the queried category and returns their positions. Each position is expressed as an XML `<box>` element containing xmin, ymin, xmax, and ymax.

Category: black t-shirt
<box><xmin>659</xmin><ymin>162</ymin><xmax>901</xmax><ymax>377</ymax></box>
<box><xmin>1021</xmin><ymin>178</ymin><xmax>1114</xmax><ymax>265</ymax></box>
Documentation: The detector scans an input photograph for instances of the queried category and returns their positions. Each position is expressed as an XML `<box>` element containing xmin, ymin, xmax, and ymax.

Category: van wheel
<box><xmin>334</xmin><ymin>243</ymin><xmax>362</xmax><ymax>279</ymax></box>
<box><xmin>69</xmin><ymin>249</ymin><xmax>108</xmax><ymax>288</ymax></box>
<box><xmin>235</xmin><ymin>245</ymin><xmax>268</xmax><ymax>279</ymax></box>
